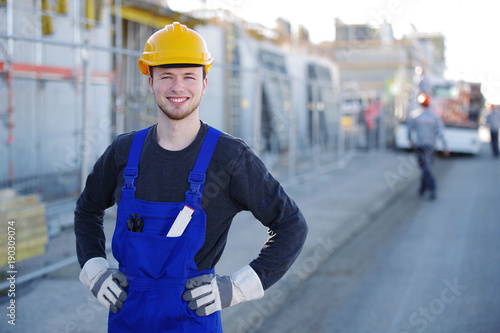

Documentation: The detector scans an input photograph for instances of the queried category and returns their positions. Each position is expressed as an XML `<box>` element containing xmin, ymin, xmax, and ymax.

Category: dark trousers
<box><xmin>416</xmin><ymin>145</ymin><xmax>436</xmax><ymax>195</ymax></box>
<box><xmin>490</xmin><ymin>130</ymin><xmax>499</xmax><ymax>157</ymax></box>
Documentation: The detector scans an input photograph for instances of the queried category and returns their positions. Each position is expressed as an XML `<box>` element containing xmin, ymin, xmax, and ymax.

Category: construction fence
<box><xmin>0</xmin><ymin>1</ymin><xmax>393</xmax><ymax>243</ymax></box>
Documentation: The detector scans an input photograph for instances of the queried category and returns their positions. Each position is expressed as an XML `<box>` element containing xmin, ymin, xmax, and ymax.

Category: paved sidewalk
<box><xmin>0</xmin><ymin>149</ymin><xmax>421</xmax><ymax>333</ymax></box>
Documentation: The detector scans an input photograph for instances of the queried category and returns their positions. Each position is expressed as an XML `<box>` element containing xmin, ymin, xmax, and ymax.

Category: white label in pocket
<box><xmin>167</xmin><ymin>205</ymin><xmax>194</xmax><ymax>237</ymax></box>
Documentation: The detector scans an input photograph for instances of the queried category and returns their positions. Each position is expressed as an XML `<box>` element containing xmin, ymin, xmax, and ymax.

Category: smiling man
<box><xmin>74</xmin><ymin>22</ymin><xmax>308</xmax><ymax>332</ymax></box>
<box><xmin>151</xmin><ymin>66</ymin><xmax>205</xmax><ymax>119</ymax></box>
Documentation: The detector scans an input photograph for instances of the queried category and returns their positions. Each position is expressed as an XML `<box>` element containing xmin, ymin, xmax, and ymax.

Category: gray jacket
<box><xmin>408</xmin><ymin>108</ymin><xmax>447</xmax><ymax>148</ymax></box>
<box><xmin>486</xmin><ymin>109</ymin><xmax>500</xmax><ymax>131</ymax></box>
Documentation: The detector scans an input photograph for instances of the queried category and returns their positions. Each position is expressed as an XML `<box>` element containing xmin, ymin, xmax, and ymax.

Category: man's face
<box><xmin>148</xmin><ymin>66</ymin><xmax>207</xmax><ymax>121</ymax></box>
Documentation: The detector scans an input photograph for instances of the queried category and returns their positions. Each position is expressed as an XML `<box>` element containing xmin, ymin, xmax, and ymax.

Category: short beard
<box><xmin>157</xmin><ymin>100</ymin><xmax>200</xmax><ymax>121</ymax></box>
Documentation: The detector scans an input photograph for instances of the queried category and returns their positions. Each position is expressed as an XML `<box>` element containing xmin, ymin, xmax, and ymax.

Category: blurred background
<box><xmin>1</xmin><ymin>0</ymin><xmax>496</xmax><ymax>229</ymax></box>
<box><xmin>0</xmin><ymin>1</ymin><xmax>499</xmax><ymax>331</ymax></box>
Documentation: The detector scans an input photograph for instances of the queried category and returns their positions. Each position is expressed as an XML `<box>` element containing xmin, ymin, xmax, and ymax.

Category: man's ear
<box><xmin>202</xmin><ymin>77</ymin><xmax>208</xmax><ymax>95</ymax></box>
<box><xmin>148</xmin><ymin>75</ymin><xmax>154</xmax><ymax>94</ymax></box>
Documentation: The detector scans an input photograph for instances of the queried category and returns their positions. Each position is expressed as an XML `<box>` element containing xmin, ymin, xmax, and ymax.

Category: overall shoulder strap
<box><xmin>186</xmin><ymin>127</ymin><xmax>222</xmax><ymax>205</ymax></box>
<box><xmin>122</xmin><ymin>127</ymin><xmax>151</xmax><ymax>194</ymax></box>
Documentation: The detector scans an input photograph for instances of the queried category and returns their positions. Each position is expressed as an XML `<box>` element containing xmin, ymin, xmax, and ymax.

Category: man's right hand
<box><xmin>79</xmin><ymin>257</ymin><xmax>128</xmax><ymax>313</ymax></box>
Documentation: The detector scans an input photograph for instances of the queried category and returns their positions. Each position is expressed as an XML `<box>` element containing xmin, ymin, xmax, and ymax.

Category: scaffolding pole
<box><xmin>114</xmin><ymin>0</ymin><xmax>125</xmax><ymax>136</ymax></box>
<box><xmin>6</xmin><ymin>0</ymin><xmax>14</xmax><ymax>185</ymax></box>
<box><xmin>253</xmin><ymin>70</ymin><xmax>262</xmax><ymax>157</ymax></box>
<box><xmin>80</xmin><ymin>40</ymin><xmax>91</xmax><ymax>192</ymax></box>
<box><xmin>0</xmin><ymin>32</ymin><xmax>141</xmax><ymax>57</ymax></box>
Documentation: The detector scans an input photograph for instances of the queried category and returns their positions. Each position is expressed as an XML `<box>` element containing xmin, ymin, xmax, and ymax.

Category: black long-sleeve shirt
<box><xmin>74</xmin><ymin>122</ymin><xmax>308</xmax><ymax>290</ymax></box>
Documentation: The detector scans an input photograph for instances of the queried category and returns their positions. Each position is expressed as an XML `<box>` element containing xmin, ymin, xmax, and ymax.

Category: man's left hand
<box><xmin>182</xmin><ymin>274</ymin><xmax>231</xmax><ymax>316</ymax></box>
<box><xmin>182</xmin><ymin>265</ymin><xmax>264</xmax><ymax>316</ymax></box>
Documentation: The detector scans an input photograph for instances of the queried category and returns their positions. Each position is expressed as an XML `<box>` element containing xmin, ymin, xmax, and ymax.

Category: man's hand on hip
<box><xmin>79</xmin><ymin>257</ymin><xmax>128</xmax><ymax>314</ymax></box>
<box><xmin>182</xmin><ymin>265</ymin><xmax>264</xmax><ymax>316</ymax></box>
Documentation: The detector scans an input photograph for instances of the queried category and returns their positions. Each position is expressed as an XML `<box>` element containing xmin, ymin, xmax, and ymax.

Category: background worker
<box><xmin>485</xmin><ymin>103</ymin><xmax>500</xmax><ymax>158</ymax></box>
<box><xmin>74</xmin><ymin>22</ymin><xmax>308</xmax><ymax>332</ymax></box>
<box><xmin>408</xmin><ymin>93</ymin><xmax>449</xmax><ymax>200</ymax></box>
<box><xmin>364</xmin><ymin>97</ymin><xmax>381</xmax><ymax>150</ymax></box>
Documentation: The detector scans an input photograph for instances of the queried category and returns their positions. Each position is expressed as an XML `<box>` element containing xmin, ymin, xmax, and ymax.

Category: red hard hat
<box><xmin>418</xmin><ymin>93</ymin><xmax>431</xmax><ymax>107</ymax></box>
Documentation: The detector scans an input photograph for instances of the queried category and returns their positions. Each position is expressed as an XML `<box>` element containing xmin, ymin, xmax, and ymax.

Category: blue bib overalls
<box><xmin>109</xmin><ymin>126</ymin><xmax>223</xmax><ymax>332</ymax></box>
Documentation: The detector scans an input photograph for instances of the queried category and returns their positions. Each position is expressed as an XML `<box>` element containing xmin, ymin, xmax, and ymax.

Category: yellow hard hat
<box><xmin>138</xmin><ymin>22</ymin><xmax>214</xmax><ymax>76</ymax></box>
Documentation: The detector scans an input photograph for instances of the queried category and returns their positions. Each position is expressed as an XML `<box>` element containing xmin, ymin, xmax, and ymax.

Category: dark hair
<box><xmin>149</xmin><ymin>64</ymin><xmax>207</xmax><ymax>80</ymax></box>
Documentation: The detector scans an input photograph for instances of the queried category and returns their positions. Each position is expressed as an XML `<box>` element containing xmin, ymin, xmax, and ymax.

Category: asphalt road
<box><xmin>2</xmin><ymin>149</ymin><xmax>499</xmax><ymax>333</ymax></box>
<box><xmin>256</xmin><ymin>151</ymin><xmax>500</xmax><ymax>333</ymax></box>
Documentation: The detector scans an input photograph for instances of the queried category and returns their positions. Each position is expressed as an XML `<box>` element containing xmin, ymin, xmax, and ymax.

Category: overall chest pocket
<box><xmin>119</xmin><ymin>205</ymin><xmax>206</xmax><ymax>282</ymax></box>
<box><xmin>126</xmin><ymin>230</ymin><xmax>189</xmax><ymax>280</ymax></box>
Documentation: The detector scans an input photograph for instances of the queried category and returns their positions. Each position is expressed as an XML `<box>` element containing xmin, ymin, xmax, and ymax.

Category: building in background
<box><xmin>0</xmin><ymin>0</ymin><xmax>116</xmax><ymax>200</ymax></box>
<box><xmin>316</xmin><ymin>19</ymin><xmax>446</xmax><ymax>149</ymax></box>
<box><xmin>0</xmin><ymin>0</ymin><xmax>447</xmax><ymax>236</ymax></box>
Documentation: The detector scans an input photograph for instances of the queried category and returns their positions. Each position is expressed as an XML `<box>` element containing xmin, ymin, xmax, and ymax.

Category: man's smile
<box><xmin>168</xmin><ymin>97</ymin><xmax>189</xmax><ymax>105</ymax></box>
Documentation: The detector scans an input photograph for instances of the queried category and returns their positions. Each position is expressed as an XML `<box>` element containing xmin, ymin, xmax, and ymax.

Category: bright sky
<box><xmin>168</xmin><ymin>0</ymin><xmax>500</xmax><ymax>103</ymax></box>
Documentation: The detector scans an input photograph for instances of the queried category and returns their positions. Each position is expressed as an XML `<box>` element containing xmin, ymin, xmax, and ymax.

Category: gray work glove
<box><xmin>79</xmin><ymin>257</ymin><xmax>129</xmax><ymax>314</ymax></box>
<box><xmin>182</xmin><ymin>265</ymin><xmax>264</xmax><ymax>316</ymax></box>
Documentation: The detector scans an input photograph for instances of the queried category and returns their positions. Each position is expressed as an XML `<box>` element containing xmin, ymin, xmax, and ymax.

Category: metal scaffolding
<box><xmin>0</xmin><ymin>0</ymin><xmax>375</xmax><ymax>205</ymax></box>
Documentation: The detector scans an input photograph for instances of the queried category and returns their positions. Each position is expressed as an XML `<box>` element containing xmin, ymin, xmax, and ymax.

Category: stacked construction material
<box><xmin>0</xmin><ymin>189</ymin><xmax>48</xmax><ymax>266</ymax></box>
